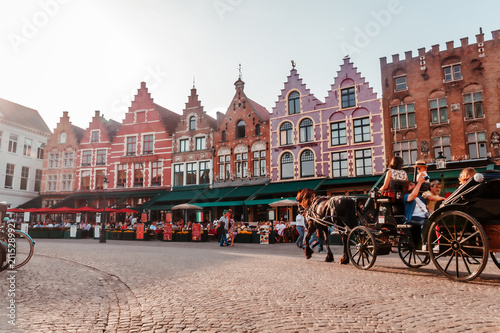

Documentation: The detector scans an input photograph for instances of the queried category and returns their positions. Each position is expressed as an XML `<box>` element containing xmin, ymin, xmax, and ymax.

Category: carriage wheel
<box><xmin>347</xmin><ymin>226</ymin><xmax>377</xmax><ymax>270</ymax></box>
<box><xmin>398</xmin><ymin>232</ymin><xmax>429</xmax><ymax>268</ymax></box>
<box><xmin>427</xmin><ymin>211</ymin><xmax>488</xmax><ymax>281</ymax></box>
<box><xmin>491</xmin><ymin>252</ymin><xmax>500</xmax><ymax>270</ymax></box>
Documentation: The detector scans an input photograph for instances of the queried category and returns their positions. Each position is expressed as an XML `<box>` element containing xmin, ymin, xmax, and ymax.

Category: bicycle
<box><xmin>0</xmin><ymin>227</ymin><xmax>35</xmax><ymax>272</ymax></box>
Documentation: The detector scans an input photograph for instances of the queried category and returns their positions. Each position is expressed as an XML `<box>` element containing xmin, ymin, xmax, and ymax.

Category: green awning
<box><xmin>221</xmin><ymin>185</ymin><xmax>266</xmax><ymax>200</ymax></box>
<box><xmin>244</xmin><ymin>197</ymin><xmax>296</xmax><ymax>206</ymax></box>
<box><xmin>256</xmin><ymin>179</ymin><xmax>324</xmax><ymax>196</ymax></box>
<box><xmin>193</xmin><ymin>187</ymin><xmax>236</xmax><ymax>202</ymax></box>
<box><xmin>195</xmin><ymin>201</ymin><xmax>244</xmax><ymax>207</ymax></box>
<box><xmin>143</xmin><ymin>189</ymin><xmax>203</xmax><ymax>209</ymax></box>
<box><xmin>321</xmin><ymin>175</ymin><xmax>382</xmax><ymax>186</ymax></box>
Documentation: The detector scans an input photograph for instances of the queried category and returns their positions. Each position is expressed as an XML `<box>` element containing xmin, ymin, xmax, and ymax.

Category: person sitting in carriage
<box><xmin>379</xmin><ymin>156</ymin><xmax>407</xmax><ymax>200</ymax></box>
<box><xmin>403</xmin><ymin>175</ymin><xmax>430</xmax><ymax>249</ymax></box>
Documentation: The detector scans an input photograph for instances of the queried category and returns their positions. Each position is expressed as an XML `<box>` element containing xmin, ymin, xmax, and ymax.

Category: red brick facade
<box><xmin>212</xmin><ymin>78</ymin><xmax>270</xmax><ymax>185</ymax></box>
<box><xmin>380</xmin><ymin>29</ymin><xmax>500</xmax><ymax>166</ymax></box>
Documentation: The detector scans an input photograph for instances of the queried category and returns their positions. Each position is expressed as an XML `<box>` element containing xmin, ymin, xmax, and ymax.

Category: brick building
<box><xmin>380</xmin><ymin>29</ymin><xmax>500</xmax><ymax>169</ymax></box>
<box><xmin>41</xmin><ymin>111</ymin><xmax>84</xmax><ymax>207</ymax></box>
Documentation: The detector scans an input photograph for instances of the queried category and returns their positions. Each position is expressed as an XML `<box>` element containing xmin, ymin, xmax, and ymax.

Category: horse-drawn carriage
<box><xmin>298</xmin><ymin>170</ymin><xmax>500</xmax><ymax>282</ymax></box>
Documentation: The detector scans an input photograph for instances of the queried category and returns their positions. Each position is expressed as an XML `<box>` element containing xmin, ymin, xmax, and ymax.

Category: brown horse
<box><xmin>296</xmin><ymin>188</ymin><xmax>357</xmax><ymax>264</ymax></box>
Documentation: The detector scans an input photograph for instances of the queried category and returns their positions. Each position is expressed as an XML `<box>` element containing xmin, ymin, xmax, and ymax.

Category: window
<box><xmin>82</xmin><ymin>151</ymin><xmax>92</xmax><ymax>166</ymax></box>
<box><xmin>341</xmin><ymin>87</ymin><xmax>356</xmax><ymax>108</ymax></box>
<box><xmin>332</xmin><ymin>152</ymin><xmax>348</xmax><ymax>178</ymax></box>
<box><xmin>95</xmin><ymin>170</ymin><xmax>106</xmax><ymax>190</ymax></box>
<box><xmin>464</xmin><ymin>92</ymin><xmax>483</xmax><ymax>119</ymax></box>
<box><xmin>236</xmin><ymin>120</ymin><xmax>246</xmax><ymax>138</ymax></box>
<box><xmin>394</xmin><ymin>140</ymin><xmax>418</xmax><ymax>166</ymax></box>
<box><xmin>151</xmin><ymin>161</ymin><xmax>162</xmax><ymax>186</ymax></box>
<box><xmin>23</xmin><ymin>138</ymin><xmax>32</xmax><ymax>156</ymax></box>
<box><xmin>34</xmin><ymin>169</ymin><xmax>42</xmax><ymax>192</ymax></box>
<box><xmin>280</xmin><ymin>152</ymin><xmax>294</xmax><ymax>179</ymax></box>
<box><xmin>432</xmin><ymin>136</ymin><xmax>451</xmax><ymax>161</ymax></box>
<box><xmin>221</xmin><ymin>130</ymin><xmax>227</xmax><ymax>141</ymax></box>
<box><xmin>195</xmin><ymin>137</ymin><xmax>206</xmax><ymax>151</ymax></box>
<box><xmin>235</xmin><ymin>153</ymin><xmax>248</xmax><ymax>179</ymax></box>
<box><xmin>189</xmin><ymin>116</ymin><xmax>196</xmax><ymax>130</ymax></box>
<box><xmin>180</xmin><ymin>139</ymin><xmax>189</xmax><ymax>152</ymax></box>
<box><xmin>443</xmin><ymin>64</ymin><xmax>462</xmax><ymax>82</ymax></box>
<box><xmin>58</xmin><ymin>132</ymin><xmax>66</xmax><ymax>144</ymax></box>
<box><xmin>126</xmin><ymin>137</ymin><xmax>137</xmax><ymax>156</ymax></box>
<box><xmin>0</xmin><ymin>131</ymin><xmax>2</xmax><ymax>150</ymax></box>
<box><xmin>61</xmin><ymin>174</ymin><xmax>72</xmax><ymax>191</ymax></box>
<box><xmin>63</xmin><ymin>152</ymin><xmax>74</xmax><ymax>168</ymax></box>
<box><xmin>199</xmin><ymin>161</ymin><xmax>210</xmax><ymax>184</ymax></box>
<box><xmin>255</xmin><ymin>124</ymin><xmax>261</xmax><ymax>136</ymax></box>
<box><xmin>80</xmin><ymin>171</ymin><xmax>90</xmax><ymax>190</ymax></box>
<box><xmin>280</xmin><ymin>122</ymin><xmax>293</xmax><ymax>146</ymax></box>
<box><xmin>186</xmin><ymin>162</ymin><xmax>197</xmax><ymax>185</ymax></box>
<box><xmin>91</xmin><ymin>131</ymin><xmax>100</xmax><ymax>143</ymax></box>
<box><xmin>355</xmin><ymin>149</ymin><xmax>372</xmax><ymax>176</ymax></box>
<box><xmin>288</xmin><ymin>91</ymin><xmax>300</xmax><ymax>115</ymax></box>
<box><xmin>37</xmin><ymin>142</ymin><xmax>45</xmax><ymax>160</ymax></box>
<box><xmin>353</xmin><ymin>117</ymin><xmax>371</xmax><ymax>143</ymax></box>
<box><xmin>143</xmin><ymin>134</ymin><xmax>154</xmax><ymax>154</ymax></box>
<box><xmin>299</xmin><ymin>118</ymin><xmax>313</xmax><ymax>143</ymax></box>
<box><xmin>48</xmin><ymin>174</ymin><xmax>59</xmax><ymax>191</ymax></box>
<box><xmin>395</xmin><ymin>76</ymin><xmax>407</xmax><ymax>91</ymax></box>
<box><xmin>467</xmin><ymin>132</ymin><xmax>487</xmax><ymax>159</ymax></box>
<box><xmin>391</xmin><ymin>103</ymin><xmax>415</xmax><ymax>130</ymax></box>
<box><xmin>20</xmin><ymin>166</ymin><xmax>29</xmax><ymax>190</ymax></box>
<box><xmin>96</xmin><ymin>150</ymin><xmax>106</xmax><ymax>165</ymax></box>
<box><xmin>49</xmin><ymin>153</ymin><xmax>59</xmax><ymax>169</ymax></box>
<box><xmin>117</xmin><ymin>164</ymin><xmax>127</xmax><ymax>188</ymax></box>
<box><xmin>331</xmin><ymin>121</ymin><xmax>347</xmax><ymax>146</ymax></box>
<box><xmin>134</xmin><ymin>163</ymin><xmax>143</xmax><ymax>187</ymax></box>
<box><xmin>219</xmin><ymin>155</ymin><xmax>230</xmax><ymax>180</ymax></box>
<box><xmin>8</xmin><ymin>134</ymin><xmax>18</xmax><ymax>153</ymax></box>
<box><xmin>174</xmin><ymin>164</ymin><xmax>184</xmax><ymax>186</ymax></box>
<box><xmin>430</xmin><ymin>98</ymin><xmax>448</xmax><ymax>124</ymax></box>
<box><xmin>253</xmin><ymin>150</ymin><xmax>266</xmax><ymax>177</ymax></box>
<box><xmin>300</xmin><ymin>150</ymin><xmax>314</xmax><ymax>178</ymax></box>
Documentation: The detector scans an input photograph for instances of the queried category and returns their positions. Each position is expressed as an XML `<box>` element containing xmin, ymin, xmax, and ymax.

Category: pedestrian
<box><xmin>295</xmin><ymin>212</ymin><xmax>306</xmax><ymax>248</ymax></box>
<box><xmin>422</xmin><ymin>180</ymin><xmax>445</xmax><ymax>213</ymax></box>
<box><xmin>219</xmin><ymin>210</ymin><xmax>229</xmax><ymax>246</ymax></box>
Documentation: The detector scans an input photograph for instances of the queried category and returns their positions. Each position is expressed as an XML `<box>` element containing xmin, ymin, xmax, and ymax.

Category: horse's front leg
<box><xmin>323</xmin><ymin>229</ymin><xmax>334</xmax><ymax>262</ymax></box>
<box><xmin>304</xmin><ymin>224</ymin><xmax>315</xmax><ymax>259</ymax></box>
<box><xmin>339</xmin><ymin>233</ymin><xmax>350</xmax><ymax>264</ymax></box>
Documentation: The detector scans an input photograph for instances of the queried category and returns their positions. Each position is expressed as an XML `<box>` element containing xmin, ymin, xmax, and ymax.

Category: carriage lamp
<box><xmin>99</xmin><ymin>176</ymin><xmax>109</xmax><ymax>243</ymax></box>
<box><xmin>436</xmin><ymin>151</ymin><xmax>447</xmax><ymax>169</ymax></box>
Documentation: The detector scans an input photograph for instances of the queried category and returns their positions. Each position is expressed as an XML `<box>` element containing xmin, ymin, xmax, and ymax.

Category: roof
<box><xmin>0</xmin><ymin>98</ymin><xmax>51</xmax><ymax>134</ymax></box>
<box><xmin>247</xmin><ymin>97</ymin><xmax>270</xmax><ymax>122</ymax></box>
<box><xmin>103</xmin><ymin>118</ymin><xmax>121</xmax><ymax>140</ymax></box>
<box><xmin>155</xmin><ymin>103</ymin><xmax>181</xmax><ymax>134</ymax></box>
<box><xmin>71</xmin><ymin>124</ymin><xmax>85</xmax><ymax>143</ymax></box>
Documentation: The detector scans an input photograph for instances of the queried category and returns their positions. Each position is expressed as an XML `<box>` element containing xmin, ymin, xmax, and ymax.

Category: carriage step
<box><xmin>397</xmin><ymin>224</ymin><xmax>413</xmax><ymax>229</ymax></box>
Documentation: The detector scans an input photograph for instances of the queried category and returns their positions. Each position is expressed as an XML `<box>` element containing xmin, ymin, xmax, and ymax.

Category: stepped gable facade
<box><xmin>380</xmin><ymin>29</ymin><xmax>500</xmax><ymax>165</ymax></box>
<box><xmin>171</xmin><ymin>86</ymin><xmax>218</xmax><ymax>188</ymax></box>
<box><xmin>212</xmin><ymin>78</ymin><xmax>270</xmax><ymax>186</ymax></box>
<box><xmin>41</xmin><ymin>111</ymin><xmax>84</xmax><ymax>207</ymax></box>
<box><xmin>107</xmin><ymin>82</ymin><xmax>180</xmax><ymax>196</ymax></box>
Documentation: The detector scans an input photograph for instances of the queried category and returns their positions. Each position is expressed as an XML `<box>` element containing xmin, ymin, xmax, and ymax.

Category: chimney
<box><xmin>446</xmin><ymin>41</ymin><xmax>454</xmax><ymax>51</ymax></box>
<box><xmin>404</xmin><ymin>51</ymin><xmax>412</xmax><ymax>60</ymax></box>
<box><xmin>95</xmin><ymin>110</ymin><xmax>100</xmax><ymax>118</ymax></box>
<box><xmin>460</xmin><ymin>37</ymin><xmax>469</xmax><ymax>47</ymax></box>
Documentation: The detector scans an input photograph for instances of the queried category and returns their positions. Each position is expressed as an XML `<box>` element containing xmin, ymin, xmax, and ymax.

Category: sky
<box><xmin>1</xmin><ymin>0</ymin><xmax>499</xmax><ymax>132</ymax></box>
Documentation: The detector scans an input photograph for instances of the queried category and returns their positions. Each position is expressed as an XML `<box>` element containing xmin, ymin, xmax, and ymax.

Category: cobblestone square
<box><xmin>1</xmin><ymin>239</ymin><xmax>499</xmax><ymax>332</ymax></box>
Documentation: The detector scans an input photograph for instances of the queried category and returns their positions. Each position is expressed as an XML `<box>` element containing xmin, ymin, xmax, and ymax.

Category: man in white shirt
<box><xmin>295</xmin><ymin>212</ymin><xmax>306</xmax><ymax>248</ymax></box>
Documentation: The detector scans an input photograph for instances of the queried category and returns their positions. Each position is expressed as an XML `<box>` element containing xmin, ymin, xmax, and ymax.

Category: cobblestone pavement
<box><xmin>1</xmin><ymin>239</ymin><xmax>499</xmax><ymax>332</ymax></box>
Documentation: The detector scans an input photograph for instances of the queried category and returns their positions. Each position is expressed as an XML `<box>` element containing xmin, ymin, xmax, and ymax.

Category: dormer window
<box><xmin>288</xmin><ymin>91</ymin><xmax>300</xmax><ymax>115</ymax></box>
<box><xmin>443</xmin><ymin>64</ymin><xmax>462</xmax><ymax>82</ymax></box>
<box><xmin>236</xmin><ymin>120</ymin><xmax>246</xmax><ymax>138</ymax></box>
<box><xmin>394</xmin><ymin>76</ymin><xmax>407</xmax><ymax>91</ymax></box>
<box><xmin>59</xmin><ymin>132</ymin><xmax>66</xmax><ymax>144</ymax></box>
<box><xmin>189</xmin><ymin>116</ymin><xmax>196</xmax><ymax>130</ymax></box>
<box><xmin>341</xmin><ymin>87</ymin><xmax>356</xmax><ymax>109</ymax></box>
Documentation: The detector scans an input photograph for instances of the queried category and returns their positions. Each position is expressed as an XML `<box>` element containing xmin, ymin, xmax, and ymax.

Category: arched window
<box><xmin>236</xmin><ymin>120</ymin><xmax>246</xmax><ymax>138</ymax></box>
<box><xmin>189</xmin><ymin>116</ymin><xmax>196</xmax><ymax>130</ymax></box>
<box><xmin>280</xmin><ymin>152</ymin><xmax>294</xmax><ymax>179</ymax></box>
<box><xmin>221</xmin><ymin>130</ymin><xmax>227</xmax><ymax>141</ymax></box>
<box><xmin>299</xmin><ymin>118</ymin><xmax>313</xmax><ymax>143</ymax></box>
<box><xmin>255</xmin><ymin>124</ymin><xmax>261</xmax><ymax>136</ymax></box>
<box><xmin>300</xmin><ymin>150</ymin><xmax>314</xmax><ymax>178</ymax></box>
<box><xmin>288</xmin><ymin>91</ymin><xmax>300</xmax><ymax>115</ymax></box>
<box><xmin>280</xmin><ymin>122</ymin><xmax>293</xmax><ymax>146</ymax></box>
<box><xmin>59</xmin><ymin>132</ymin><xmax>66</xmax><ymax>144</ymax></box>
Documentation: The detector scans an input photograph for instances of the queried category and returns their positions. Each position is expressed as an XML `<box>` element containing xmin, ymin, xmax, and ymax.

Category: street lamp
<box><xmin>436</xmin><ymin>151</ymin><xmax>447</xmax><ymax>170</ymax></box>
<box><xmin>99</xmin><ymin>176</ymin><xmax>109</xmax><ymax>243</ymax></box>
